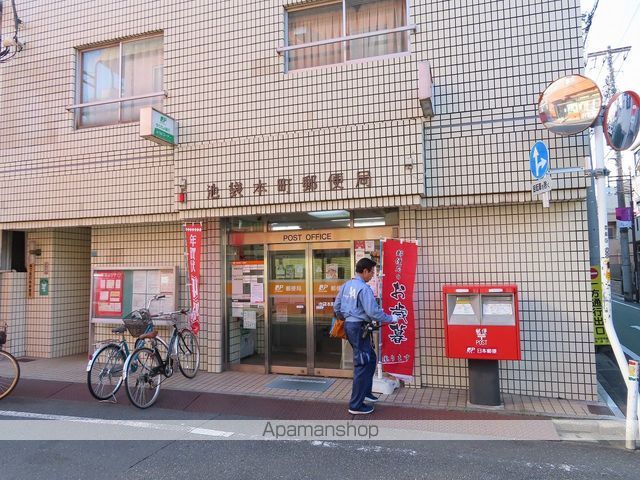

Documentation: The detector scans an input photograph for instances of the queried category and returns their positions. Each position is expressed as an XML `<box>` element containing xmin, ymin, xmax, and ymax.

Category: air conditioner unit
<box><xmin>418</xmin><ymin>61</ymin><xmax>435</xmax><ymax>118</ymax></box>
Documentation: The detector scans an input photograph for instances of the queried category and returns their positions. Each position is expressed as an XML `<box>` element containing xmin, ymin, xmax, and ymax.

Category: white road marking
<box><xmin>309</xmin><ymin>440</ymin><xmax>417</xmax><ymax>456</ymax></box>
<box><xmin>190</xmin><ymin>427</ymin><xmax>234</xmax><ymax>437</ymax></box>
<box><xmin>621</xmin><ymin>345</ymin><xmax>640</xmax><ymax>361</ymax></box>
<box><xmin>612</xmin><ymin>298</ymin><xmax>640</xmax><ymax>306</ymax></box>
<box><xmin>0</xmin><ymin>410</ymin><xmax>235</xmax><ymax>438</ymax></box>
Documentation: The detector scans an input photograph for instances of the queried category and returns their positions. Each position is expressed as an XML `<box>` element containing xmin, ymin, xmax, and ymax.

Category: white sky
<box><xmin>582</xmin><ymin>0</ymin><xmax>640</xmax><ymax>171</ymax></box>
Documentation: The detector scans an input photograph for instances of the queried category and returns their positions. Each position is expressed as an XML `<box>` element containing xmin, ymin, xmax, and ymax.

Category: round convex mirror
<box><xmin>538</xmin><ymin>74</ymin><xmax>602</xmax><ymax>136</ymax></box>
<box><xmin>603</xmin><ymin>91</ymin><xmax>640</xmax><ymax>151</ymax></box>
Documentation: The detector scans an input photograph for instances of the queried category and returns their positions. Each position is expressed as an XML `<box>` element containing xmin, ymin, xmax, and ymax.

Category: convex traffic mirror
<box><xmin>603</xmin><ymin>90</ymin><xmax>640</xmax><ymax>151</ymax></box>
<box><xmin>538</xmin><ymin>74</ymin><xmax>602</xmax><ymax>136</ymax></box>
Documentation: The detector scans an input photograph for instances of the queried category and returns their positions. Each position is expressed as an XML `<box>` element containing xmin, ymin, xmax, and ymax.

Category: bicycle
<box><xmin>86</xmin><ymin>295</ymin><xmax>168</xmax><ymax>401</ymax></box>
<box><xmin>123</xmin><ymin>308</ymin><xmax>200</xmax><ymax>409</ymax></box>
<box><xmin>0</xmin><ymin>324</ymin><xmax>20</xmax><ymax>400</ymax></box>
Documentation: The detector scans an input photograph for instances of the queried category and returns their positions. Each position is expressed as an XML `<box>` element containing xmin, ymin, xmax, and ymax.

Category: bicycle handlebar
<box><xmin>145</xmin><ymin>294</ymin><xmax>166</xmax><ymax>310</ymax></box>
<box><xmin>150</xmin><ymin>308</ymin><xmax>191</xmax><ymax>322</ymax></box>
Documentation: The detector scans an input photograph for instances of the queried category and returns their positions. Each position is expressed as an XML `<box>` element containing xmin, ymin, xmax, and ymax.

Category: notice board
<box><xmin>89</xmin><ymin>266</ymin><xmax>179</xmax><ymax>347</ymax></box>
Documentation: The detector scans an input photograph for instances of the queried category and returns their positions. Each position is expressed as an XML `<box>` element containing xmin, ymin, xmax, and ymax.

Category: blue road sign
<box><xmin>529</xmin><ymin>141</ymin><xmax>549</xmax><ymax>179</ymax></box>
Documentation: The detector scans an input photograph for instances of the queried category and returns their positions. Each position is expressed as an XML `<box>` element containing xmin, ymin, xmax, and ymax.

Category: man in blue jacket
<box><xmin>334</xmin><ymin>257</ymin><xmax>398</xmax><ymax>415</ymax></box>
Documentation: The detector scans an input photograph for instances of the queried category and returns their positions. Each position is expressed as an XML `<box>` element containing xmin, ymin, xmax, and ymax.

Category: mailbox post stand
<box><xmin>468</xmin><ymin>359</ymin><xmax>501</xmax><ymax>407</ymax></box>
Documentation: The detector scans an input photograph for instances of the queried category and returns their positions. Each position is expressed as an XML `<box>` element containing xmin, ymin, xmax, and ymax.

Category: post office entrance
<box><xmin>225</xmin><ymin>221</ymin><xmax>396</xmax><ymax>378</ymax></box>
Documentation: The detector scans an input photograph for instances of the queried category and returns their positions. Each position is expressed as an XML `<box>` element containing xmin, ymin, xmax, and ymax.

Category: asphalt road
<box><xmin>611</xmin><ymin>298</ymin><xmax>640</xmax><ymax>359</ymax></box>
<box><xmin>598</xmin><ymin>298</ymin><xmax>640</xmax><ymax>413</ymax></box>
<box><xmin>0</xmin><ymin>396</ymin><xmax>637</xmax><ymax>480</ymax></box>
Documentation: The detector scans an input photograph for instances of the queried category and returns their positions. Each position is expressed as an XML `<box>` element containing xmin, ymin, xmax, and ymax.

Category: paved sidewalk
<box><xmin>16</xmin><ymin>354</ymin><xmax>614</xmax><ymax>420</ymax></box>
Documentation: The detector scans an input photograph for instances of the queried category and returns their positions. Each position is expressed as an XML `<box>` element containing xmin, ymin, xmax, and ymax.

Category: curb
<box><xmin>552</xmin><ymin>418</ymin><xmax>628</xmax><ymax>446</ymax></box>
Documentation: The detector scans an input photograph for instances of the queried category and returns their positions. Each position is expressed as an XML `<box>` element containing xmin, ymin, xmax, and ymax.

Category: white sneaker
<box><xmin>364</xmin><ymin>394</ymin><xmax>380</xmax><ymax>403</ymax></box>
<box><xmin>348</xmin><ymin>405</ymin><xmax>375</xmax><ymax>415</ymax></box>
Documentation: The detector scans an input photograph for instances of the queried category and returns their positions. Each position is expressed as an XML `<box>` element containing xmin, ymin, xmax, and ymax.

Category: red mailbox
<box><xmin>443</xmin><ymin>284</ymin><xmax>521</xmax><ymax>361</ymax></box>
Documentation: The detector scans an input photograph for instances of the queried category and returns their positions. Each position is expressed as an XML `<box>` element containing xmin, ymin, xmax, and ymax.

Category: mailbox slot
<box><xmin>447</xmin><ymin>295</ymin><xmax>481</xmax><ymax>325</ymax></box>
<box><xmin>481</xmin><ymin>295</ymin><xmax>516</xmax><ymax>326</ymax></box>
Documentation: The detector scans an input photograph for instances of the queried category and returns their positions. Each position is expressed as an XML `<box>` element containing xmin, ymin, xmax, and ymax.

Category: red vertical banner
<box><xmin>185</xmin><ymin>224</ymin><xmax>202</xmax><ymax>335</ymax></box>
<box><xmin>381</xmin><ymin>239</ymin><xmax>418</xmax><ymax>383</ymax></box>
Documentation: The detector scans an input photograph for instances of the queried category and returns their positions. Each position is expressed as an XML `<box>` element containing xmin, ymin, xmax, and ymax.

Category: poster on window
<box><xmin>380</xmin><ymin>239</ymin><xmax>418</xmax><ymax>383</ymax></box>
<box><xmin>94</xmin><ymin>271</ymin><xmax>124</xmax><ymax>317</ymax></box>
<box><xmin>185</xmin><ymin>223</ymin><xmax>202</xmax><ymax>335</ymax></box>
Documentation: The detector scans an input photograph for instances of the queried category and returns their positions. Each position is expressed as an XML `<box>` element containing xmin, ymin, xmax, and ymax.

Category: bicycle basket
<box><xmin>122</xmin><ymin>310</ymin><xmax>152</xmax><ymax>337</ymax></box>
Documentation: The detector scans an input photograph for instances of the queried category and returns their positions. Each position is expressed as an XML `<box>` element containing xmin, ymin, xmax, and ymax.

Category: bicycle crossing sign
<box><xmin>529</xmin><ymin>141</ymin><xmax>549</xmax><ymax>179</ymax></box>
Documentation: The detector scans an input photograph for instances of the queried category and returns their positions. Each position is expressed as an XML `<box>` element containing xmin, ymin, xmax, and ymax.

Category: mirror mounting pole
<box><xmin>593</xmin><ymin>111</ymin><xmax>639</xmax><ymax>449</ymax></box>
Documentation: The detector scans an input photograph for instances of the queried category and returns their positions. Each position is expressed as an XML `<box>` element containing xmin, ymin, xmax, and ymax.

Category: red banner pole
<box><xmin>376</xmin><ymin>238</ymin><xmax>386</xmax><ymax>380</ymax></box>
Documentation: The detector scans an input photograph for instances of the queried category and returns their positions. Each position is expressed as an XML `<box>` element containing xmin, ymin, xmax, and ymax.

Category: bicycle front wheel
<box><xmin>177</xmin><ymin>329</ymin><xmax>200</xmax><ymax>379</ymax></box>
<box><xmin>0</xmin><ymin>350</ymin><xmax>20</xmax><ymax>400</ymax></box>
<box><xmin>87</xmin><ymin>343</ymin><xmax>126</xmax><ymax>400</ymax></box>
<box><xmin>124</xmin><ymin>347</ymin><xmax>161</xmax><ymax>409</ymax></box>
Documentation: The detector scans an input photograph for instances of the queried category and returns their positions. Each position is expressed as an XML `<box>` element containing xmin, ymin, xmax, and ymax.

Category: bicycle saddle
<box><xmin>112</xmin><ymin>325</ymin><xmax>126</xmax><ymax>334</ymax></box>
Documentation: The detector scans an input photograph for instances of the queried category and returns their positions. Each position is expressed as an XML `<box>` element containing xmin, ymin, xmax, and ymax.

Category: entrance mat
<box><xmin>265</xmin><ymin>376</ymin><xmax>335</xmax><ymax>393</ymax></box>
<box><xmin>16</xmin><ymin>357</ymin><xmax>37</xmax><ymax>363</ymax></box>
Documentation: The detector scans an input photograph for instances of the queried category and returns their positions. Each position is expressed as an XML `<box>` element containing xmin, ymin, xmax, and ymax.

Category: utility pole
<box><xmin>630</xmin><ymin>174</ymin><xmax>639</xmax><ymax>301</ymax></box>
<box><xmin>588</xmin><ymin>45</ymin><xmax>634</xmax><ymax>301</ymax></box>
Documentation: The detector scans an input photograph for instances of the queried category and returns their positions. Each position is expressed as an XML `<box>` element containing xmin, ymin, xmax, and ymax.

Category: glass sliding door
<box><xmin>267</xmin><ymin>242</ymin><xmax>353</xmax><ymax>376</ymax></box>
<box><xmin>311</xmin><ymin>244</ymin><xmax>352</xmax><ymax>376</ymax></box>
<box><xmin>268</xmin><ymin>247</ymin><xmax>308</xmax><ymax>372</ymax></box>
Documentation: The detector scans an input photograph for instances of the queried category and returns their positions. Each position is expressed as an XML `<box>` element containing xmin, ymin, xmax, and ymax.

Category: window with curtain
<box><xmin>77</xmin><ymin>35</ymin><xmax>163</xmax><ymax>128</ymax></box>
<box><xmin>286</xmin><ymin>0</ymin><xmax>408</xmax><ymax>71</ymax></box>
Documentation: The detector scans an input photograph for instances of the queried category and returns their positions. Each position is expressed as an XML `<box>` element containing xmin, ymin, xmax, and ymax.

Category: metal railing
<box><xmin>276</xmin><ymin>24</ymin><xmax>416</xmax><ymax>54</ymax></box>
<box><xmin>66</xmin><ymin>91</ymin><xmax>166</xmax><ymax>111</ymax></box>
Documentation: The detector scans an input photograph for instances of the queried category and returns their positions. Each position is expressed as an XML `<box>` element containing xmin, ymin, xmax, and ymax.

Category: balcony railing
<box><xmin>66</xmin><ymin>91</ymin><xmax>167</xmax><ymax>111</ymax></box>
<box><xmin>276</xmin><ymin>24</ymin><xmax>416</xmax><ymax>55</ymax></box>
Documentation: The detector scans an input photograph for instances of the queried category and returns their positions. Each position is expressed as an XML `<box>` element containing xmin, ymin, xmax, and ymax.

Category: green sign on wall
<box><xmin>39</xmin><ymin>278</ymin><xmax>49</xmax><ymax>296</ymax></box>
<box><xmin>139</xmin><ymin>107</ymin><xmax>178</xmax><ymax>146</ymax></box>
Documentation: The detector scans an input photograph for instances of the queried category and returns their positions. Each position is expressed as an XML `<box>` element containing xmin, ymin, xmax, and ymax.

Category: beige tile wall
<box><xmin>51</xmin><ymin>228</ymin><xmax>91</xmax><ymax>357</ymax></box>
<box><xmin>401</xmin><ymin>203</ymin><xmax>597</xmax><ymax>401</ymax></box>
<box><xmin>1</xmin><ymin>0</ymin><xmax>587</xmax><ymax>224</ymax></box>
<box><xmin>24</xmin><ymin>231</ymin><xmax>54</xmax><ymax>357</ymax></box>
<box><xmin>202</xmin><ymin>220</ymin><xmax>223</xmax><ymax>372</ymax></box>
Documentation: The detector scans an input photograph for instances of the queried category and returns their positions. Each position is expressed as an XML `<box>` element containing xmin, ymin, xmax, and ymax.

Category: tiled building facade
<box><xmin>0</xmin><ymin>0</ymin><xmax>596</xmax><ymax>400</ymax></box>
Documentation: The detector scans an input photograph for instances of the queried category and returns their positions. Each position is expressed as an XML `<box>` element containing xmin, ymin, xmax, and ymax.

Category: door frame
<box><xmin>307</xmin><ymin>241</ymin><xmax>353</xmax><ymax>378</ymax></box>
<box><xmin>267</xmin><ymin>243</ymin><xmax>309</xmax><ymax>375</ymax></box>
<box><xmin>267</xmin><ymin>241</ymin><xmax>353</xmax><ymax>377</ymax></box>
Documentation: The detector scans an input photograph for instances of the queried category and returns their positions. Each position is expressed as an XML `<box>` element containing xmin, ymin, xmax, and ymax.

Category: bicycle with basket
<box><xmin>86</xmin><ymin>294</ymin><xmax>169</xmax><ymax>401</ymax></box>
<box><xmin>123</xmin><ymin>304</ymin><xmax>200</xmax><ymax>409</ymax></box>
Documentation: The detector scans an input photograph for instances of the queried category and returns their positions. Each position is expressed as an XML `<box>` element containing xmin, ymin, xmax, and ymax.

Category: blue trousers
<box><xmin>345</xmin><ymin>321</ymin><xmax>377</xmax><ymax>410</ymax></box>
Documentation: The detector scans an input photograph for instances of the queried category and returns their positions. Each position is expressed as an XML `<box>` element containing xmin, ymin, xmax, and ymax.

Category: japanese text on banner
<box><xmin>185</xmin><ymin>224</ymin><xmax>202</xmax><ymax>335</ymax></box>
<box><xmin>381</xmin><ymin>239</ymin><xmax>418</xmax><ymax>383</ymax></box>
